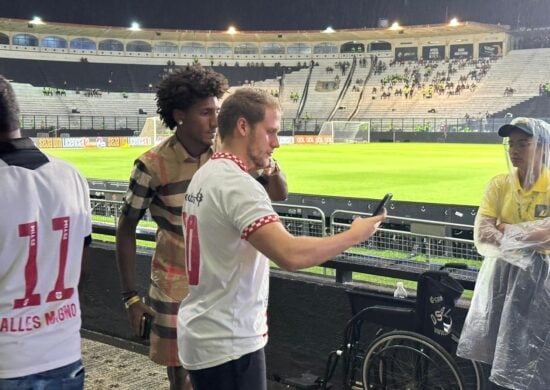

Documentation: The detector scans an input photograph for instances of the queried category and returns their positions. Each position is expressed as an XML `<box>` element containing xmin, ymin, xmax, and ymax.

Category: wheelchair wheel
<box><xmin>453</xmin><ymin>355</ymin><xmax>486</xmax><ymax>390</ymax></box>
<box><xmin>361</xmin><ymin>331</ymin><xmax>465</xmax><ymax>390</ymax></box>
<box><xmin>451</xmin><ymin>332</ymin><xmax>487</xmax><ymax>390</ymax></box>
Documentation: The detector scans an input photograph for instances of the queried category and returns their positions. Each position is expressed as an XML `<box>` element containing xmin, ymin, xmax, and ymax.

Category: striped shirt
<box><xmin>122</xmin><ymin>134</ymin><xmax>212</xmax><ymax>365</ymax></box>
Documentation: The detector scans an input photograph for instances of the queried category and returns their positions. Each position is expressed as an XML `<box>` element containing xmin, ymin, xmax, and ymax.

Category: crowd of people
<box><xmin>41</xmin><ymin>86</ymin><xmax>66</xmax><ymax>96</ymax></box>
<box><xmin>1</xmin><ymin>62</ymin><xmax>549</xmax><ymax>390</ymax></box>
<box><xmin>366</xmin><ymin>57</ymin><xmax>493</xmax><ymax>101</ymax></box>
<box><xmin>539</xmin><ymin>82</ymin><xmax>550</xmax><ymax>96</ymax></box>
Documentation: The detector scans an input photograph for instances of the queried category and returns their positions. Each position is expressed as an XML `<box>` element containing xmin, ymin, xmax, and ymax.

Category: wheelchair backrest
<box><xmin>416</xmin><ymin>270</ymin><xmax>464</xmax><ymax>350</ymax></box>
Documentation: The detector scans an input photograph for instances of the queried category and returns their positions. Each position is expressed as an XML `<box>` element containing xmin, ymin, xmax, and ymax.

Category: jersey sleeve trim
<box><xmin>241</xmin><ymin>214</ymin><xmax>280</xmax><ymax>240</ymax></box>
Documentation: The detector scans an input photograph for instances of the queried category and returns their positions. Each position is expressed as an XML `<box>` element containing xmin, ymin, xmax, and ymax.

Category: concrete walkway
<box><xmin>82</xmin><ymin>333</ymin><xmax>290</xmax><ymax>389</ymax></box>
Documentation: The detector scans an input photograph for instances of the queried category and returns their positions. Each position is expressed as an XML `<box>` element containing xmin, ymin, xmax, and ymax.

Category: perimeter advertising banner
<box><xmin>34</xmin><ymin>137</ymin><xmax>152</xmax><ymax>149</ymax></box>
<box><xmin>294</xmin><ymin>135</ymin><xmax>333</xmax><ymax>144</ymax></box>
<box><xmin>479</xmin><ymin>42</ymin><xmax>503</xmax><ymax>57</ymax></box>
<box><xmin>395</xmin><ymin>47</ymin><xmax>418</xmax><ymax>61</ymax></box>
<box><xmin>422</xmin><ymin>45</ymin><xmax>445</xmax><ymax>60</ymax></box>
<box><xmin>450</xmin><ymin>44</ymin><xmax>473</xmax><ymax>59</ymax></box>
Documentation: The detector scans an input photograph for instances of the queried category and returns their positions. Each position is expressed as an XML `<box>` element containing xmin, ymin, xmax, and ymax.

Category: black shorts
<box><xmin>188</xmin><ymin>348</ymin><xmax>266</xmax><ymax>390</ymax></box>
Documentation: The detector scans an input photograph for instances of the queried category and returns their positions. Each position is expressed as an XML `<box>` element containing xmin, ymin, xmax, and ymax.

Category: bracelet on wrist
<box><xmin>121</xmin><ymin>290</ymin><xmax>138</xmax><ymax>300</ymax></box>
<box><xmin>124</xmin><ymin>295</ymin><xmax>141</xmax><ymax>309</ymax></box>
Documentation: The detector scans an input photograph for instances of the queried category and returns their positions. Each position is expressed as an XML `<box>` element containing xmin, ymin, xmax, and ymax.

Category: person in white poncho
<box><xmin>457</xmin><ymin>117</ymin><xmax>550</xmax><ymax>390</ymax></box>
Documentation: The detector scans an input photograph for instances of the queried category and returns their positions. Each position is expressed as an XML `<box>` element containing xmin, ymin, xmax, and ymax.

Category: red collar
<box><xmin>211</xmin><ymin>152</ymin><xmax>247</xmax><ymax>172</ymax></box>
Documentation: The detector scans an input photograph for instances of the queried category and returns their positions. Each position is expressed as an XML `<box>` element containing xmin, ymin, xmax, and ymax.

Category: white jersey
<box><xmin>178</xmin><ymin>153</ymin><xmax>279</xmax><ymax>370</ymax></box>
<box><xmin>0</xmin><ymin>138</ymin><xmax>92</xmax><ymax>378</ymax></box>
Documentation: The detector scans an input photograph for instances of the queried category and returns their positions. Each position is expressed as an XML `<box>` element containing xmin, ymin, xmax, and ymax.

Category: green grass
<box><xmin>48</xmin><ymin>143</ymin><xmax>506</xmax><ymax>205</ymax></box>
<box><xmin>48</xmin><ymin>142</ymin><xmax>500</xmax><ymax>292</ymax></box>
<box><xmin>47</xmin><ymin>147</ymin><xmax>143</xmax><ymax>182</ymax></box>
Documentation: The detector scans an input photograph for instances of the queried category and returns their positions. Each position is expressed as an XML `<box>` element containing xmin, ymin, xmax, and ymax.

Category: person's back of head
<box><xmin>217</xmin><ymin>88</ymin><xmax>280</xmax><ymax>142</ymax></box>
<box><xmin>156</xmin><ymin>64</ymin><xmax>228</xmax><ymax>130</ymax></box>
<box><xmin>0</xmin><ymin>76</ymin><xmax>20</xmax><ymax>135</ymax></box>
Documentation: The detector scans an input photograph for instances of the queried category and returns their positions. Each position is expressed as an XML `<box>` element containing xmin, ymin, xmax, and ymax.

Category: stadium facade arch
<box><xmin>0</xmin><ymin>18</ymin><xmax>510</xmax><ymax>63</ymax></box>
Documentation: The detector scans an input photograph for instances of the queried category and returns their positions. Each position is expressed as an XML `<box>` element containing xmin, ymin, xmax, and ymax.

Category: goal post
<box><xmin>317</xmin><ymin>121</ymin><xmax>371</xmax><ymax>143</ymax></box>
<box><xmin>139</xmin><ymin>116</ymin><xmax>172</xmax><ymax>144</ymax></box>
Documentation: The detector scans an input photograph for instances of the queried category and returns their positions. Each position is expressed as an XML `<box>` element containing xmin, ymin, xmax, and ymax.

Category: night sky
<box><xmin>0</xmin><ymin>0</ymin><xmax>548</xmax><ymax>31</ymax></box>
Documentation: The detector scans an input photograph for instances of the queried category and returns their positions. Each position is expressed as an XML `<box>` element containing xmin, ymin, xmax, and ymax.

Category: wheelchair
<box><xmin>316</xmin><ymin>269</ymin><xmax>487</xmax><ymax>390</ymax></box>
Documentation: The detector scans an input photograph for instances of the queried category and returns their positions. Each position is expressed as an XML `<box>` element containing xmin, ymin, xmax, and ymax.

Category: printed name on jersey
<box><xmin>185</xmin><ymin>188</ymin><xmax>204</xmax><ymax>206</ymax></box>
<box><xmin>0</xmin><ymin>302</ymin><xmax>78</xmax><ymax>333</ymax></box>
<box><xmin>534</xmin><ymin>204</ymin><xmax>549</xmax><ymax>218</ymax></box>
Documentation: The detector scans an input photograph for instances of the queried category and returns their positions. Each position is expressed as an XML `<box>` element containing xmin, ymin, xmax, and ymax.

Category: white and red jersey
<box><xmin>0</xmin><ymin>138</ymin><xmax>92</xmax><ymax>378</ymax></box>
<box><xmin>178</xmin><ymin>153</ymin><xmax>279</xmax><ymax>370</ymax></box>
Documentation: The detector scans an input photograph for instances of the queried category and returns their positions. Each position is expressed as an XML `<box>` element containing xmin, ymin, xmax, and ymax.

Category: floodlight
<box><xmin>449</xmin><ymin>18</ymin><xmax>460</xmax><ymax>27</ymax></box>
<box><xmin>322</xmin><ymin>26</ymin><xmax>335</xmax><ymax>33</ymax></box>
<box><xmin>129</xmin><ymin>22</ymin><xmax>141</xmax><ymax>31</ymax></box>
<box><xmin>227</xmin><ymin>26</ymin><xmax>238</xmax><ymax>35</ymax></box>
<box><xmin>29</xmin><ymin>16</ymin><xmax>44</xmax><ymax>25</ymax></box>
<box><xmin>389</xmin><ymin>22</ymin><xmax>402</xmax><ymax>31</ymax></box>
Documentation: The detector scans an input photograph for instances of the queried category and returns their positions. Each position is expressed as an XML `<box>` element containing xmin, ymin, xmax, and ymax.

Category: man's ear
<box><xmin>236</xmin><ymin>117</ymin><xmax>248</xmax><ymax>137</ymax></box>
<box><xmin>173</xmin><ymin>109</ymin><xmax>185</xmax><ymax>126</ymax></box>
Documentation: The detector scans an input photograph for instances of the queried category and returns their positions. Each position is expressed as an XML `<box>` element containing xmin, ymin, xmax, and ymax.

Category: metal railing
<box><xmin>90</xmin><ymin>199</ymin><xmax>480</xmax><ymax>288</ymax></box>
<box><xmin>21</xmin><ymin>114</ymin><xmax>148</xmax><ymax>132</ymax></box>
<box><xmin>22</xmin><ymin>114</ymin><xmax>550</xmax><ymax>136</ymax></box>
<box><xmin>331</xmin><ymin>210</ymin><xmax>481</xmax><ymax>262</ymax></box>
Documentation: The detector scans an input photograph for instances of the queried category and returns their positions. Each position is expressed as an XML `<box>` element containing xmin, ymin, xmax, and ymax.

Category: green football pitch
<box><xmin>47</xmin><ymin>142</ymin><xmax>507</xmax><ymax>206</ymax></box>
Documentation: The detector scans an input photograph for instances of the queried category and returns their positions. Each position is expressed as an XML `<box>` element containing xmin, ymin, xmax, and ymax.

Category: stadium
<box><xmin>1</xmin><ymin>0</ymin><xmax>550</xmax><ymax>388</ymax></box>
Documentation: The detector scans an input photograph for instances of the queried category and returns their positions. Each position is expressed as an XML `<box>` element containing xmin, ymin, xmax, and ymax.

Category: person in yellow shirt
<box><xmin>458</xmin><ymin>117</ymin><xmax>550</xmax><ymax>390</ymax></box>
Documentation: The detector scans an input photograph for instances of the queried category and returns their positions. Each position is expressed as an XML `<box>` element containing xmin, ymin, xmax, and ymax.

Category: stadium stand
<box><xmin>7</xmin><ymin>50</ymin><xmax>550</xmax><ymax>130</ymax></box>
<box><xmin>10</xmin><ymin>51</ymin><xmax>550</xmax><ymax>135</ymax></box>
<box><xmin>0</xmin><ymin>57</ymin><xmax>292</xmax><ymax>93</ymax></box>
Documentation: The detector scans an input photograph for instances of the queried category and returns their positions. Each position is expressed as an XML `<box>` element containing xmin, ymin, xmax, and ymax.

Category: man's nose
<box><xmin>210</xmin><ymin>114</ymin><xmax>218</xmax><ymax>128</ymax></box>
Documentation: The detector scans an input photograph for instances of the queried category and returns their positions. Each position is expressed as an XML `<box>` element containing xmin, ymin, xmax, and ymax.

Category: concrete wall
<box><xmin>82</xmin><ymin>244</ymin><xmax>470</xmax><ymax>388</ymax></box>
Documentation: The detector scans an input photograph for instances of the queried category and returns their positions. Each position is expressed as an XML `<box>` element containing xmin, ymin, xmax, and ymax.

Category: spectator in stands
<box><xmin>178</xmin><ymin>88</ymin><xmax>386</xmax><ymax>390</ymax></box>
<box><xmin>116</xmin><ymin>65</ymin><xmax>287</xmax><ymax>390</ymax></box>
<box><xmin>0</xmin><ymin>75</ymin><xmax>92</xmax><ymax>388</ymax></box>
<box><xmin>457</xmin><ymin>117</ymin><xmax>550</xmax><ymax>389</ymax></box>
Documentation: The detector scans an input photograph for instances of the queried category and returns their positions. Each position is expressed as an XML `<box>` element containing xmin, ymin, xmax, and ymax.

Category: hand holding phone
<box><xmin>372</xmin><ymin>193</ymin><xmax>393</xmax><ymax>216</ymax></box>
<box><xmin>140</xmin><ymin>313</ymin><xmax>153</xmax><ymax>341</ymax></box>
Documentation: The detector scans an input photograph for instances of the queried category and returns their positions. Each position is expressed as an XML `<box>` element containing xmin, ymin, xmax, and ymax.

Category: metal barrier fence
<box><xmin>22</xmin><ymin>114</ymin><xmax>550</xmax><ymax>135</ymax></box>
<box><xmin>331</xmin><ymin>210</ymin><xmax>481</xmax><ymax>263</ymax></box>
<box><xmin>21</xmin><ymin>114</ymin><xmax>148</xmax><ymax>133</ymax></box>
<box><xmin>91</xmin><ymin>199</ymin><xmax>481</xmax><ymax>273</ymax></box>
<box><xmin>285</xmin><ymin>116</ymin><xmax>540</xmax><ymax>134</ymax></box>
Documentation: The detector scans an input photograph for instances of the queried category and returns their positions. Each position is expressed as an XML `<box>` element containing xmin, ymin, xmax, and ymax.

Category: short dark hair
<box><xmin>218</xmin><ymin>88</ymin><xmax>280</xmax><ymax>141</ymax></box>
<box><xmin>156</xmin><ymin>65</ymin><xmax>228</xmax><ymax>130</ymax></box>
<box><xmin>0</xmin><ymin>76</ymin><xmax>20</xmax><ymax>134</ymax></box>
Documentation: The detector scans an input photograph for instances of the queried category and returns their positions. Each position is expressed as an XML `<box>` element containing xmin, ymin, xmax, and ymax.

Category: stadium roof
<box><xmin>0</xmin><ymin>18</ymin><xmax>508</xmax><ymax>43</ymax></box>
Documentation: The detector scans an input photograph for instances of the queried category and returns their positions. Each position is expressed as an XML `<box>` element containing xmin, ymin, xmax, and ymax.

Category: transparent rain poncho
<box><xmin>457</xmin><ymin>117</ymin><xmax>550</xmax><ymax>390</ymax></box>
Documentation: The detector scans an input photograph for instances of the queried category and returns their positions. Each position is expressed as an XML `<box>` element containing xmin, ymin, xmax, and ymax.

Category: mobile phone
<box><xmin>372</xmin><ymin>193</ymin><xmax>393</xmax><ymax>216</ymax></box>
<box><xmin>140</xmin><ymin>313</ymin><xmax>153</xmax><ymax>341</ymax></box>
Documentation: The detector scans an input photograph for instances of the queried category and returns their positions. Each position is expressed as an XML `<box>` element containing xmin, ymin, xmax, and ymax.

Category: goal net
<box><xmin>139</xmin><ymin>116</ymin><xmax>172</xmax><ymax>144</ymax></box>
<box><xmin>317</xmin><ymin>121</ymin><xmax>370</xmax><ymax>143</ymax></box>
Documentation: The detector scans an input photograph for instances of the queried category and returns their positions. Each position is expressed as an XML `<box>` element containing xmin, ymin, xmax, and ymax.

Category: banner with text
<box><xmin>479</xmin><ymin>42</ymin><xmax>503</xmax><ymax>58</ymax></box>
<box><xmin>294</xmin><ymin>135</ymin><xmax>333</xmax><ymax>144</ymax></box>
<box><xmin>422</xmin><ymin>45</ymin><xmax>445</xmax><ymax>60</ymax></box>
<box><xmin>34</xmin><ymin>136</ymin><xmax>153</xmax><ymax>149</ymax></box>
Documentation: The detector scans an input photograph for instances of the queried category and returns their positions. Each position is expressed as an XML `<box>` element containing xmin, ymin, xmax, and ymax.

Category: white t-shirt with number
<box><xmin>0</xmin><ymin>142</ymin><xmax>92</xmax><ymax>378</ymax></box>
<box><xmin>178</xmin><ymin>153</ymin><xmax>279</xmax><ymax>370</ymax></box>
